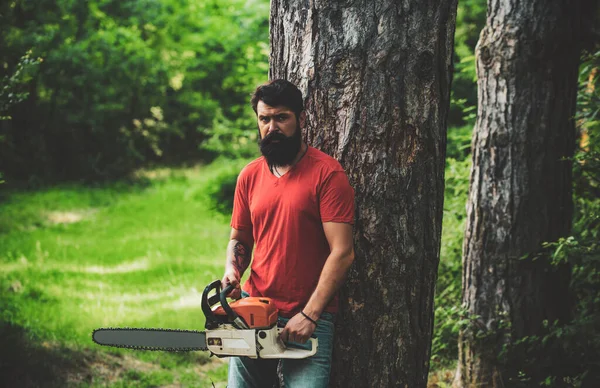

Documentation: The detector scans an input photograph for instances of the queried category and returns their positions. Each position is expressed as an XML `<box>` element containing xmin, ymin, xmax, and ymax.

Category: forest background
<box><xmin>1</xmin><ymin>0</ymin><xmax>598</xmax><ymax>386</ymax></box>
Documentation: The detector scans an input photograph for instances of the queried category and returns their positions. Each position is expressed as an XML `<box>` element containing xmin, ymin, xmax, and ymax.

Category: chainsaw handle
<box><xmin>273</xmin><ymin>327</ymin><xmax>318</xmax><ymax>358</ymax></box>
<box><xmin>209</xmin><ymin>283</ymin><xmax>234</xmax><ymax>306</ymax></box>
<box><xmin>202</xmin><ymin>280</ymin><xmax>234</xmax><ymax>308</ymax></box>
<box><xmin>202</xmin><ymin>280</ymin><xmax>232</xmax><ymax>328</ymax></box>
<box><xmin>201</xmin><ymin>280</ymin><xmax>247</xmax><ymax>330</ymax></box>
<box><xmin>222</xmin><ymin>283</ymin><xmax>235</xmax><ymax>297</ymax></box>
<box><xmin>219</xmin><ymin>284</ymin><xmax>249</xmax><ymax>329</ymax></box>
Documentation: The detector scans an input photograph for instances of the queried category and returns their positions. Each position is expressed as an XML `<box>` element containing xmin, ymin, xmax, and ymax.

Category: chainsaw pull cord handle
<box><xmin>219</xmin><ymin>284</ymin><xmax>249</xmax><ymax>329</ymax></box>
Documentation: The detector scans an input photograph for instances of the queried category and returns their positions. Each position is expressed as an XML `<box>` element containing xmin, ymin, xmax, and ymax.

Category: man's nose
<box><xmin>267</xmin><ymin>121</ymin><xmax>279</xmax><ymax>133</ymax></box>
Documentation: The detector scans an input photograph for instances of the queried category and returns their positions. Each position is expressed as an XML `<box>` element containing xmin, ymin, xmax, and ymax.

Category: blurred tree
<box><xmin>455</xmin><ymin>0</ymin><xmax>597</xmax><ymax>386</ymax></box>
<box><xmin>270</xmin><ymin>0</ymin><xmax>458</xmax><ymax>386</ymax></box>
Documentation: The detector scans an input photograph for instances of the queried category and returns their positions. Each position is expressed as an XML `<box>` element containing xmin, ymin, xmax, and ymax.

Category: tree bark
<box><xmin>270</xmin><ymin>1</ymin><xmax>458</xmax><ymax>387</ymax></box>
<box><xmin>455</xmin><ymin>1</ymin><xmax>583</xmax><ymax>386</ymax></box>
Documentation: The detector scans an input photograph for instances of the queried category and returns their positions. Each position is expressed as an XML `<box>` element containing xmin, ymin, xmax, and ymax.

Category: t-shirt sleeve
<box><xmin>230</xmin><ymin>171</ymin><xmax>253</xmax><ymax>230</ymax></box>
<box><xmin>319</xmin><ymin>170</ymin><xmax>355</xmax><ymax>224</ymax></box>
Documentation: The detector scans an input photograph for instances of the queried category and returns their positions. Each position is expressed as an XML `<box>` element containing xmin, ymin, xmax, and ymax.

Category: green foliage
<box><xmin>0</xmin><ymin>51</ymin><xmax>40</xmax><ymax>121</ymax></box>
<box><xmin>430</xmin><ymin>14</ymin><xmax>483</xmax><ymax>364</ymax></box>
<box><xmin>446</xmin><ymin>124</ymin><xmax>473</xmax><ymax>161</ymax></box>
<box><xmin>448</xmin><ymin>0</ymin><xmax>486</xmax><ymax>127</ymax></box>
<box><xmin>159</xmin><ymin>0</ymin><xmax>268</xmax><ymax>162</ymax></box>
<box><xmin>431</xmin><ymin>305</ymin><xmax>467</xmax><ymax>368</ymax></box>
<box><xmin>0</xmin><ymin>49</ymin><xmax>40</xmax><ymax>183</ymax></box>
<box><xmin>431</xmin><ymin>11</ymin><xmax>483</xmax><ymax>365</ymax></box>
<box><xmin>0</xmin><ymin>0</ymin><xmax>479</xmax><ymax>182</ymax></box>
<box><xmin>202</xmin><ymin>111</ymin><xmax>261</xmax><ymax>159</ymax></box>
<box><xmin>199</xmin><ymin>157</ymin><xmax>253</xmax><ymax>215</ymax></box>
<box><xmin>430</xmin><ymin>2</ymin><xmax>484</xmax><ymax>363</ymax></box>
<box><xmin>431</xmin><ymin>155</ymin><xmax>471</xmax><ymax>369</ymax></box>
<box><xmin>0</xmin><ymin>0</ymin><xmax>269</xmax><ymax>183</ymax></box>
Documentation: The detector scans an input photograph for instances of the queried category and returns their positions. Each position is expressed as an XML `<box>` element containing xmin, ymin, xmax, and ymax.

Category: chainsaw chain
<box><xmin>92</xmin><ymin>327</ymin><xmax>209</xmax><ymax>352</ymax></box>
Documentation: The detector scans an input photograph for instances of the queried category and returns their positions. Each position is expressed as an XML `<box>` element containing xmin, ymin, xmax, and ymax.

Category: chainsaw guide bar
<box><xmin>92</xmin><ymin>327</ymin><xmax>208</xmax><ymax>352</ymax></box>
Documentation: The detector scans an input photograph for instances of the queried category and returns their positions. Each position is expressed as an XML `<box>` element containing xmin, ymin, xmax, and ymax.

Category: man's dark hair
<box><xmin>251</xmin><ymin>79</ymin><xmax>304</xmax><ymax>118</ymax></box>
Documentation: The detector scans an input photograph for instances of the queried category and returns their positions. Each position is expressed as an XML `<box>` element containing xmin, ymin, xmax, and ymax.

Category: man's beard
<box><xmin>259</xmin><ymin>123</ymin><xmax>302</xmax><ymax>167</ymax></box>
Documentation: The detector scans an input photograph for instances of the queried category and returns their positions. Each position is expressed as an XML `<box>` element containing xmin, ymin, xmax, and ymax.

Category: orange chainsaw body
<box><xmin>213</xmin><ymin>297</ymin><xmax>278</xmax><ymax>328</ymax></box>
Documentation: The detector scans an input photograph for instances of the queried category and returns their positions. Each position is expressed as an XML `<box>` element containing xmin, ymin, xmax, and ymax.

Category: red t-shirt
<box><xmin>230</xmin><ymin>146</ymin><xmax>355</xmax><ymax>317</ymax></box>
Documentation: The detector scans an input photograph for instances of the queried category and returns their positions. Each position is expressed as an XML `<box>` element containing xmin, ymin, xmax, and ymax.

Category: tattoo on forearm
<box><xmin>232</xmin><ymin>241</ymin><xmax>250</xmax><ymax>273</ymax></box>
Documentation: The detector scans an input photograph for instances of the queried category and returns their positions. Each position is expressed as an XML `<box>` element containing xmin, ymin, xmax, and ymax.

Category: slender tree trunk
<box><xmin>270</xmin><ymin>1</ymin><xmax>458</xmax><ymax>386</ymax></box>
<box><xmin>455</xmin><ymin>1</ymin><xmax>583</xmax><ymax>386</ymax></box>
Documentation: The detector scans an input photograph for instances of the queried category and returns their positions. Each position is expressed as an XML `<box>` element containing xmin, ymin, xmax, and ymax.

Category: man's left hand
<box><xmin>279</xmin><ymin>313</ymin><xmax>317</xmax><ymax>344</ymax></box>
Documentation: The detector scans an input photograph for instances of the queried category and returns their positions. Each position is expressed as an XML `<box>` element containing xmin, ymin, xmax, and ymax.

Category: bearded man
<box><xmin>222</xmin><ymin>79</ymin><xmax>355</xmax><ymax>388</ymax></box>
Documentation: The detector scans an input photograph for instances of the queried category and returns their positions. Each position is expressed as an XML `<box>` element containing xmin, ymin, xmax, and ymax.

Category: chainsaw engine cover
<box><xmin>213</xmin><ymin>297</ymin><xmax>278</xmax><ymax>328</ymax></box>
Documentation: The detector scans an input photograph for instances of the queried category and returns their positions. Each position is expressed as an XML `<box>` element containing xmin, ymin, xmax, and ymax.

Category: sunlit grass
<box><xmin>0</xmin><ymin>157</ymin><xmax>249</xmax><ymax>386</ymax></box>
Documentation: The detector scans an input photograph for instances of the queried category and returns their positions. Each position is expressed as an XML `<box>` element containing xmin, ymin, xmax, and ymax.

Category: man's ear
<box><xmin>299</xmin><ymin>110</ymin><xmax>307</xmax><ymax>128</ymax></box>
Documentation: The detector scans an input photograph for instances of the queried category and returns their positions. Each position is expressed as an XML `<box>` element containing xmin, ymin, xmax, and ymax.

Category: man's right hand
<box><xmin>221</xmin><ymin>269</ymin><xmax>242</xmax><ymax>299</ymax></box>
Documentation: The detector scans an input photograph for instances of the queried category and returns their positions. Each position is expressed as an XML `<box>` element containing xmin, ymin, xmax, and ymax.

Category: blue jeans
<box><xmin>227</xmin><ymin>305</ymin><xmax>335</xmax><ymax>388</ymax></box>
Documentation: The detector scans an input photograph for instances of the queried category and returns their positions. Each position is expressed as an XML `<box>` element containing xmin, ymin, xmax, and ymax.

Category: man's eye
<box><xmin>276</xmin><ymin>116</ymin><xmax>286</xmax><ymax>121</ymax></box>
<box><xmin>260</xmin><ymin>118</ymin><xmax>269</xmax><ymax>123</ymax></box>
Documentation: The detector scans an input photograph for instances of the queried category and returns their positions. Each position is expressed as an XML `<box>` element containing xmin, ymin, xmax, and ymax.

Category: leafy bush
<box><xmin>0</xmin><ymin>51</ymin><xmax>40</xmax><ymax>121</ymax></box>
<box><xmin>446</xmin><ymin>124</ymin><xmax>473</xmax><ymax>161</ymax></box>
<box><xmin>200</xmin><ymin>157</ymin><xmax>255</xmax><ymax>215</ymax></box>
<box><xmin>0</xmin><ymin>0</ymin><xmax>269</xmax><ymax>183</ymax></box>
<box><xmin>204</xmin><ymin>168</ymin><xmax>239</xmax><ymax>215</ymax></box>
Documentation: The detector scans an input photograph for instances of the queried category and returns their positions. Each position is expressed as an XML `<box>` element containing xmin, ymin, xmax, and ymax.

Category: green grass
<box><xmin>0</xmin><ymin>157</ymin><xmax>250</xmax><ymax>387</ymax></box>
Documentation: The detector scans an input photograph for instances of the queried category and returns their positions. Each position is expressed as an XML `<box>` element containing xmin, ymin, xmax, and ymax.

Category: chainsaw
<box><xmin>92</xmin><ymin>280</ymin><xmax>318</xmax><ymax>359</ymax></box>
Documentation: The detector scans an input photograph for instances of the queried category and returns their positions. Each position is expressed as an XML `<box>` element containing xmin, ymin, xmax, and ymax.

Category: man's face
<box><xmin>256</xmin><ymin>101</ymin><xmax>304</xmax><ymax>166</ymax></box>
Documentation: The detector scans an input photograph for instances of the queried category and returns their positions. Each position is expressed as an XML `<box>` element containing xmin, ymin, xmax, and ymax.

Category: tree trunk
<box><xmin>270</xmin><ymin>1</ymin><xmax>458</xmax><ymax>386</ymax></box>
<box><xmin>455</xmin><ymin>1</ymin><xmax>583</xmax><ymax>386</ymax></box>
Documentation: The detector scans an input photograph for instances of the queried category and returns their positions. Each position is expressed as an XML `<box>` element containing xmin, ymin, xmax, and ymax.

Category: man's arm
<box><xmin>303</xmin><ymin>222</ymin><xmax>355</xmax><ymax>318</ymax></box>
<box><xmin>280</xmin><ymin>222</ymin><xmax>355</xmax><ymax>344</ymax></box>
<box><xmin>222</xmin><ymin>227</ymin><xmax>254</xmax><ymax>299</ymax></box>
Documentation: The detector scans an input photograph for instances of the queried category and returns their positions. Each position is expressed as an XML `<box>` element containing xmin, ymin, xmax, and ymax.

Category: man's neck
<box><xmin>272</xmin><ymin>142</ymin><xmax>308</xmax><ymax>177</ymax></box>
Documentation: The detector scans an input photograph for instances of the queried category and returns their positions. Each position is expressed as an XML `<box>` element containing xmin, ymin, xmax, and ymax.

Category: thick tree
<box><xmin>455</xmin><ymin>1</ymin><xmax>587</xmax><ymax>386</ymax></box>
<box><xmin>270</xmin><ymin>1</ymin><xmax>458</xmax><ymax>386</ymax></box>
